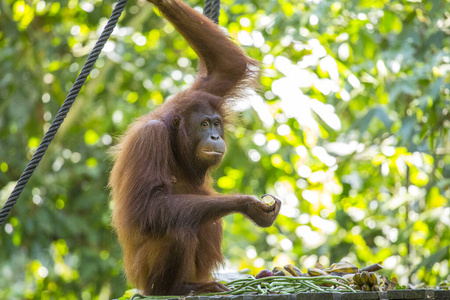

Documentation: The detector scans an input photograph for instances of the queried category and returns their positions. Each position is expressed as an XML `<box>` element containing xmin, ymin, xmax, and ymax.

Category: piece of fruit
<box><xmin>360</xmin><ymin>271</ymin><xmax>370</xmax><ymax>285</ymax></box>
<box><xmin>315</xmin><ymin>262</ymin><xmax>325</xmax><ymax>270</ymax></box>
<box><xmin>360</xmin><ymin>263</ymin><xmax>384</xmax><ymax>272</ymax></box>
<box><xmin>261</xmin><ymin>195</ymin><xmax>275</xmax><ymax>206</ymax></box>
<box><xmin>273</xmin><ymin>267</ymin><xmax>283</xmax><ymax>273</ymax></box>
<box><xmin>354</xmin><ymin>273</ymin><xmax>363</xmax><ymax>286</ymax></box>
<box><xmin>255</xmin><ymin>269</ymin><xmax>274</xmax><ymax>279</ymax></box>
<box><xmin>361</xmin><ymin>284</ymin><xmax>371</xmax><ymax>291</ymax></box>
<box><xmin>307</xmin><ymin>268</ymin><xmax>328</xmax><ymax>276</ymax></box>
<box><xmin>342</xmin><ymin>274</ymin><xmax>355</xmax><ymax>285</ymax></box>
<box><xmin>272</xmin><ymin>266</ymin><xmax>292</xmax><ymax>276</ymax></box>
<box><xmin>368</xmin><ymin>272</ymin><xmax>378</xmax><ymax>286</ymax></box>
<box><xmin>326</xmin><ymin>261</ymin><xmax>358</xmax><ymax>274</ymax></box>
<box><xmin>283</xmin><ymin>264</ymin><xmax>303</xmax><ymax>276</ymax></box>
<box><xmin>371</xmin><ymin>285</ymin><xmax>382</xmax><ymax>292</ymax></box>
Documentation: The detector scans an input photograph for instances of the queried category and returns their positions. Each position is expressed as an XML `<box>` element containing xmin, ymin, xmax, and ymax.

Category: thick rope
<box><xmin>0</xmin><ymin>0</ymin><xmax>128</xmax><ymax>227</ymax></box>
<box><xmin>203</xmin><ymin>0</ymin><xmax>220</xmax><ymax>24</ymax></box>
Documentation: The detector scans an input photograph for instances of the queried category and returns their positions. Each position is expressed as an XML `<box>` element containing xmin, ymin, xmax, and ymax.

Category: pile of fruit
<box><xmin>218</xmin><ymin>261</ymin><xmax>396</xmax><ymax>295</ymax></box>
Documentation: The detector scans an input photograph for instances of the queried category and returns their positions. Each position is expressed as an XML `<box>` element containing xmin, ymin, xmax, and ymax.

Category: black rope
<box><xmin>0</xmin><ymin>0</ymin><xmax>128</xmax><ymax>227</ymax></box>
<box><xmin>0</xmin><ymin>0</ymin><xmax>221</xmax><ymax>228</ymax></box>
<box><xmin>203</xmin><ymin>0</ymin><xmax>220</xmax><ymax>24</ymax></box>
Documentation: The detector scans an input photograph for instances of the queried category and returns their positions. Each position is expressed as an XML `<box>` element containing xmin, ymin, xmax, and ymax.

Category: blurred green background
<box><xmin>0</xmin><ymin>0</ymin><xmax>449</xmax><ymax>298</ymax></box>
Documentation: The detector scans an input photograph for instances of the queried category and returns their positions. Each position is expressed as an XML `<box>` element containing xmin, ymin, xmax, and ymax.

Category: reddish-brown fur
<box><xmin>109</xmin><ymin>0</ymin><xmax>280</xmax><ymax>295</ymax></box>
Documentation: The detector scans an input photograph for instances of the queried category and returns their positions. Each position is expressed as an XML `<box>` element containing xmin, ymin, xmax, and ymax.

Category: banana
<box><xmin>368</xmin><ymin>272</ymin><xmax>378</xmax><ymax>286</ymax></box>
<box><xmin>272</xmin><ymin>267</ymin><xmax>292</xmax><ymax>276</ymax></box>
<box><xmin>360</xmin><ymin>263</ymin><xmax>384</xmax><ymax>272</ymax></box>
<box><xmin>326</xmin><ymin>261</ymin><xmax>358</xmax><ymax>274</ymax></box>
<box><xmin>371</xmin><ymin>285</ymin><xmax>382</xmax><ymax>292</ymax></box>
<box><xmin>360</xmin><ymin>271</ymin><xmax>370</xmax><ymax>285</ymax></box>
<box><xmin>320</xmin><ymin>279</ymin><xmax>336</xmax><ymax>287</ymax></box>
<box><xmin>361</xmin><ymin>284</ymin><xmax>371</xmax><ymax>291</ymax></box>
<box><xmin>307</xmin><ymin>268</ymin><xmax>328</xmax><ymax>276</ymax></box>
<box><xmin>272</xmin><ymin>266</ymin><xmax>283</xmax><ymax>273</ymax></box>
<box><xmin>283</xmin><ymin>264</ymin><xmax>302</xmax><ymax>276</ymax></box>
<box><xmin>353</xmin><ymin>273</ymin><xmax>363</xmax><ymax>286</ymax></box>
<box><xmin>316</xmin><ymin>262</ymin><xmax>325</xmax><ymax>270</ymax></box>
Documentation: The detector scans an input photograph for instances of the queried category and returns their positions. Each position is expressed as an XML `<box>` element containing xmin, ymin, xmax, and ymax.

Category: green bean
<box><xmin>224</xmin><ymin>278</ymin><xmax>255</xmax><ymax>286</ymax></box>
<box><xmin>315</xmin><ymin>279</ymin><xmax>356</xmax><ymax>292</ymax></box>
<box><xmin>131</xmin><ymin>295</ymin><xmax>179</xmax><ymax>299</ymax></box>
<box><xmin>301</xmin><ymin>280</ymin><xmax>326</xmax><ymax>292</ymax></box>
<box><xmin>256</xmin><ymin>285</ymin><xmax>262</xmax><ymax>293</ymax></box>
<box><xmin>269</xmin><ymin>285</ymin><xmax>285</xmax><ymax>293</ymax></box>
<box><xmin>201</xmin><ymin>274</ymin><xmax>358</xmax><ymax>297</ymax></box>
<box><xmin>200</xmin><ymin>283</ymin><xmax>255</xmax><ymax>296</ymax></box>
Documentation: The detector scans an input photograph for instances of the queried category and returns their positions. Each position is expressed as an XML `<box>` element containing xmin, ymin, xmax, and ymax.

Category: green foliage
<box><xmin>0</xmin><ymin>0</ymin><xmax>449</xmax><ymax>298</ymax></box>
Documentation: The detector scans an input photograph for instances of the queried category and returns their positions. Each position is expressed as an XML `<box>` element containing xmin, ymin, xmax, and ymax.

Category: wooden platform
<box><xmin>161</xmin><ymin>290</ymin><xmax>450</xmax><ymax>300</ymax></box>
